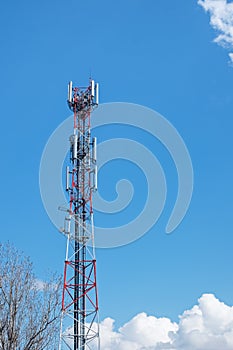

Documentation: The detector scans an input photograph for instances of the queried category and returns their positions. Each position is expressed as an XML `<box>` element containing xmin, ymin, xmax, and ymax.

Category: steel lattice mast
<box><xmin>59</xmin><ymin>79</ymin><xmax>100</xmax><ymax>350</ymax></box>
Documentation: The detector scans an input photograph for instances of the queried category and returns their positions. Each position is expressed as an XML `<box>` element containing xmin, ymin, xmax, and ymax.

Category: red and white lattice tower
<box><xmin>59</xmin><ymin>79</ymin><xmax>100</xmax><ymax>350</ymax></box>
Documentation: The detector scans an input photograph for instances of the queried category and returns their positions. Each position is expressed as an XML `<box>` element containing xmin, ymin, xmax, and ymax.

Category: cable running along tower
<box><xmin>59</xmin><ymin>79</ymin><xmax>99</xmax><ymax>350</ymax></box>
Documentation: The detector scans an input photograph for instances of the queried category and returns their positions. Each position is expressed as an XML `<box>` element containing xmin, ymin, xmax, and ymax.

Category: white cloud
<box><xmin>33</xmin><ymin>278</ymin><xmax>59</xmax><ymax>291</ymax></box>
<box><xmin>33</xmin><ymin>278</ymin><xmax>47</xmax><ymax>291</ymax></box>
<box><xmin>198</xmin><ymin>0</ymin><xmax>233</xmax><ymax>62</ymax></box>
<box><xmin>98</xmin><ymin>294</ymin><xmax>233</xmax><ymax>350</ymax></box>
<box><xmin>99</xmin><ymin>313</ymin><xmax>178</xmax><ymax>350</ymax></box>
<box><xmin>229</xmin><ymin>52</ymin><xmax>233</xmax><ymax>63</ymax></box>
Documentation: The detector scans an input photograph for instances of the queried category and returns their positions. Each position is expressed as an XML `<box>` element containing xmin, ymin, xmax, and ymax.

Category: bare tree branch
<box><xmin>0</xmin><ymin>243</ymin><xmax>61</xmax><ymax>350</ymax></box>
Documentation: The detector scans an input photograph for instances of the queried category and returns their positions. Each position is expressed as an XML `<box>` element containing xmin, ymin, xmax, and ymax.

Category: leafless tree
<box><xmin>0</xmin><ymin>243</ymin><xmax>61</xmax><ymax>350</ymax></box>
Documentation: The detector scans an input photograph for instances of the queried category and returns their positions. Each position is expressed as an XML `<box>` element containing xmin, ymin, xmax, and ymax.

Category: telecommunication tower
<box><xmin>59</xmin><ymin>79</ymin><xmax>99</xmax><ymax>350</ymax></box>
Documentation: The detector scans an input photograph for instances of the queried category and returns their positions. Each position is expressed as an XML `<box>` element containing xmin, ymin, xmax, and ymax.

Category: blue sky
<box><xmin>1</xmin><ymin>0</ymin><xmax>233</xmax><ymax>348</ymax></box>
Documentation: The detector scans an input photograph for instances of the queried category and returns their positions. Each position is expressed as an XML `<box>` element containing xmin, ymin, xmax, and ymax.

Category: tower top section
<box><xmin>67</xmin><ymin>79</ymin><xmax>99</xmax><ymax>113</ymax></box>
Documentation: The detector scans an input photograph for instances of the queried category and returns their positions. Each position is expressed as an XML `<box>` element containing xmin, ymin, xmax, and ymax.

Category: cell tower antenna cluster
<box><xmin>59</xmin><ymin>79</ymin><xmax>100</xmax><ymax>350</ymax></box>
